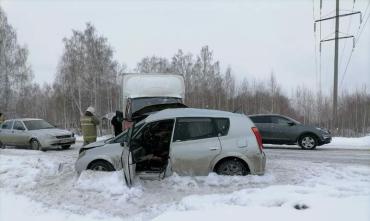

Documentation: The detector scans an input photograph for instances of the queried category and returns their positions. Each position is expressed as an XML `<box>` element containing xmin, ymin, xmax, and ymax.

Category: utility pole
<box><xmin>314</xmin><ymin>0</ymin><xmax>362</xmax><ymax>128</ymax></box>
<box><xmin>333</xmin><ymin>0</ymin><xmax>339</xmax><ymax>127</ymax></box>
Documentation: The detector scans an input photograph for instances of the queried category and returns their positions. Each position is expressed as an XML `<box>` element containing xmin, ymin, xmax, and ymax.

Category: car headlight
<box><xmin>316</xmin><ymin>127</ymin><xmax>330</xmax><ymax>134</ymax></box>
<box><xmin>78</xmin><ymin>148</ymin><xmax>87</xmax><ymax>158</ymax></box>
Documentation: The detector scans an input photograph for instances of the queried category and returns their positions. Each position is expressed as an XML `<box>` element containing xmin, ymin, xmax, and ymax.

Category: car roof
<box><xmin>144</xmin><ymin>108</ymin><xmax>242</xmax><ymax>123</ymax></box>
<box><xmin>5</xmin><ymin>118</ymin><xmax>42</xmax><ymax>121</ymax></box>
<box><xmin>248</xmin><ymin>114</ymin><xmax>283</xmax><ymax>117</ymax></box>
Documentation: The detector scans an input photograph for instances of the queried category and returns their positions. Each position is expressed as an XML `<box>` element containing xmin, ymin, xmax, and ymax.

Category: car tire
<box><xmin>216</xmin><ymin>158</ymin><xmax>248</xmax><ymax>176</ymax></box>
<box><xmin>30</xmin><ymin>139</ymin><xmax>45</xmax><ymax>151</ymax></box>
<box><xmin>0</xmin><ymin>140</ymin><xmax>5</xmax><ymax>149</ymax></box>
<box><xmin>61</xmin><ymin>145</ymin><xmax>71</xmax><ymax>150</ymax></box>
<box><xmin>88</xmin><ymin>160</ymin><xmax>115</xmax><ymax>172</ymax></box>
<box><xmin>298</xmin><ymin>134</ymin><xmax>317</xmax><ymax>150</ymax></box>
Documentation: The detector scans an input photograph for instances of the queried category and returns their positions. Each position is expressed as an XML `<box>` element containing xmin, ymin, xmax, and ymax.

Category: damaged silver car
<box><xmin>75</xmin><ymin>108</ymin><xmax>266</xmax><ymax>186</ymax></box>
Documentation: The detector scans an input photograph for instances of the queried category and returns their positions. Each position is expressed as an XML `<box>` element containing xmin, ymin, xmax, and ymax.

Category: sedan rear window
<box><xmin>173</xmin><ymin>118</ymin><xmax>217</xmax><ymax>142</ymax></box>
<box><xmin>23</xmin><ymin>120</ymin><xmax>55</xmax><ymax>130</ymax></box>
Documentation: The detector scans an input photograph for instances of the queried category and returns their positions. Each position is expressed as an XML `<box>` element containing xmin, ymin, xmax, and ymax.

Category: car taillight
<box><xmin>252</xmin><ymin>127</ymin><xmax>264</xmax><ymax>153</ymax></box>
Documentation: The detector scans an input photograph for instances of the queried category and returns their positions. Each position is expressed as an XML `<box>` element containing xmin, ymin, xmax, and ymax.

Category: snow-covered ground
<box><xmin>1</xmin><ymin>137</ymin><xmax>369</xmax><ymax>221</ymax></box>
<box><xmin>327</xmin><ymin>136</ymin><xmax>370</xmax><ymax>149</ymax></box>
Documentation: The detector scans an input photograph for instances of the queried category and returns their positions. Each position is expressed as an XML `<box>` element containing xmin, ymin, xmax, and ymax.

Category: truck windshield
<box><xmin>23</xmin><ymin>120</ymin><xmax>55</xmax><ymax>130</ymax></box>
<box><xmin>131</xmin><ymin>97</ymin><xmax>182</xmax><ymax>114</ymax></box>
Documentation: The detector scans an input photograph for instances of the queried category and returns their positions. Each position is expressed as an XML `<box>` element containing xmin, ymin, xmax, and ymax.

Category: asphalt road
<box><xmin>264</xmin><ymin>145</ymin><xmax>370</xmax><ymax>166</ymax></box>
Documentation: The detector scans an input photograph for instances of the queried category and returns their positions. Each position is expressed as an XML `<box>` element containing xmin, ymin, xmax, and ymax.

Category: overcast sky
<box><xmin>1</xmin><ymin>0</ymin><xmax>369</xmax><ymax>95</ymax></box>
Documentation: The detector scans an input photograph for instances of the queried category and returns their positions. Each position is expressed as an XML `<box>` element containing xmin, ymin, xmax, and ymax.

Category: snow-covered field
<box><xmin>0</xmin><ymin>137</ymin><xmax>369</xmax><ymax>221</ymax></box>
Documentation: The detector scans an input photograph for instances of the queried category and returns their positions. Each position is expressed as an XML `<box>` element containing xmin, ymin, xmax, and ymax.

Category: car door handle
<box><xmin>209</xmin><ymin>147</ymin><xmax>219</xmax><ymax>151</ymax></box>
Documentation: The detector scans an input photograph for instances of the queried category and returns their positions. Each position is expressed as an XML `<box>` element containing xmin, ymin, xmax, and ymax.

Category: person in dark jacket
<box><xmin>111</xmin><ymin>110</ymin><xmax>123</xmax><ymax>136</ymax></box>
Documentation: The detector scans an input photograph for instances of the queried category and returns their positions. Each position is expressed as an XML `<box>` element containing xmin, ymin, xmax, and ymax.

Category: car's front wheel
<box><xmin>61</xmin><ymin>145</ymin><xmax>71</xmax><ymax>150</ymax></box>
<box><xmin>298</xmin><ymin>135</ymin><xmax>317</xmax><ymax>150</ymax></box>
<box><xmin>216</xmin><ymin>158</ymin><xmax>248</xmax><ymax>176</ymax></box>
<box><xmin>0</xmin><ymin>140</ymin><xmax>5</xmax><ymax>149</ymax></box>
<box><xmin>88</xmin><ymin>160</ymin><xmax>115</xmax><ymax>172</ymax></box>
<box><xmin>30</xmin><ymin>139</ymin><xmax>45</xmax><ymax>151</ymax></box>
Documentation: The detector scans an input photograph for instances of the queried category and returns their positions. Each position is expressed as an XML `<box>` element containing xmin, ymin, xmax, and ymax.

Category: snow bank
<box><xmin>75</xmin><ymin>170</ymin><xmax>143</xmax><ymax>200</ymax></box>
<box><xmin>328</xmin><ymin>136</ymin><xmax>370</xmax><ymax>149</ymax></box>
<box><xmin>153</xmin><ymin>196</ymin><xmax>370</xmax><ymax>221</ymax></box>
<box><xmin>0</xmin><ymin>151</ymin><xmax>60</xmax><ymax>190</ymax></box>
<box><xmin>0</xmin><ymin>191</ymin><xmax>121</xmax><ymax>221</ymax></box>
<box><xmin>153</xmin><ymin>165</ymin><xmax>370</xmax><ymax>221</ymax></box>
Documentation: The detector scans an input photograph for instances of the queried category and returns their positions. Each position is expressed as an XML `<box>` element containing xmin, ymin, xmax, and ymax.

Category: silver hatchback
<box><xmin>75</xmin><ymin>108</ymin><xmax>266</xmax><ymax>186</ymax></box>
<box><xmin>0</xmin><ymin>118</ymin><xmax>76</xmax><ymax>151</ymax></box>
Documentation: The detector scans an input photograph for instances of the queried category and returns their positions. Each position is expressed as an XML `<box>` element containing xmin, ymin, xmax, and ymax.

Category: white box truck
<box><xmin>122</xmin><ymin>73</ymin><xmax>186</xmax><ymax>129</ymax></box>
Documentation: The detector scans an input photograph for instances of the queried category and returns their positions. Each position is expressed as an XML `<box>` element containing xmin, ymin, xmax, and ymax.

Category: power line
<box><xmin>338</xmin><ymin>0</ymin><xmax>355</xmax><ymax>69</ymax></box>
<box><xmin>314</xmin><ymin>0</ymin><xmax>363</xmax><ymax>127</ymax></box>
<box><xmin>340</xmin><ymin>8</ymin><xmax>370</xmax><ymax>87</ymax></box>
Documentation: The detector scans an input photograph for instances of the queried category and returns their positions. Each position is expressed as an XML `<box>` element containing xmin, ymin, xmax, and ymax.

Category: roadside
<box><xmin>1</xmin><ymin>142</ymin><xmax>369</xmax><ymax>221</ymax></box>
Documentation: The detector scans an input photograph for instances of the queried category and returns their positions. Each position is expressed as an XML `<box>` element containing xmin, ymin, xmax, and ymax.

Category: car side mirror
<box><xmin>288</xmin><ymin>122</ymin><xmax>295</xmax><ymax>126</ymax></box>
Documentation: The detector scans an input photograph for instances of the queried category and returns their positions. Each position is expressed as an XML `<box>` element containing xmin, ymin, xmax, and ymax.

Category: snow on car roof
<box><xmin>144</xmin><ymin>108</ymin><xmax>243</xmax><ymax>123</ymax></box>
<box><xmin>6</xmin><ymin>118</ymin><xmax>42</xmax><ymax>121</ymax></box>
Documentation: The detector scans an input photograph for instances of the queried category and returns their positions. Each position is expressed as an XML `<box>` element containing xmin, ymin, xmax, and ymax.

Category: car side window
<box><xmin>114</xmin><ymin>132</ymin><xmax>127</xmax><ymax>143</ymax></box>
<box><xmin>1</xmin><ymin>121</ymin><xmax>13</xmax><ymax>129</ymax></box>
<box><xmin>271</xmin><ymin>116</ymin><xmax>291</xmax><ymax>125</ymax></box>
<box><xmin>250</xmin><ymin>116</ymin><xmax>271</xmax><ymax>124</ymax></box>
<box><xmin>13</xmin><ymin>121</ymin><xmax>25</xmax><ymax>130</ymax></box>
<box><xmin>173</xmin><ymin>118</ymin><xmax>217</xmax><ymax>142</ymax></box>
<box><xmin>213</xmin><ymin>118</ymin><xmax>230</xmax><ymax>136</ymax></box>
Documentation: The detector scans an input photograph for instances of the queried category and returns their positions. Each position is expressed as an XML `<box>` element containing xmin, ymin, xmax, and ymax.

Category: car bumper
<box><xmin>319</xmin><ymin>135</ymin><xmax>332</xmax><ymax>145</ymax></box>
<box><xmin>40</xmin><ymin>137</ymin><xmax>76</xmax><ymax>147</ymax></box>
<box><xmin>253</xmin><ymin>151</ymin><xmax>266</xmax><ymax>175</ymax></box>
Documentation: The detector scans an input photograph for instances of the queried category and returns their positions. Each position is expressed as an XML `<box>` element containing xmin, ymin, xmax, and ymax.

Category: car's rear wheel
<box><xmin>299</xmin><ymin>135</ymin><xmax>317</xmax><ymax>150</ymax></box>
<box><xmin>30</xmin><ymin>139</ymin><xmax>44</xmax><ymax>151</ymax></box>
<box><xmin>88</xmin><ymin>160</ymin><xmax>115</xmax><ymax>172</ymax></box>
<box><xmin>61</xmin><ymin>145</ymin><xmax>71</xmax><ymax>150</ymax></box>
<box><xmin>0</xmin><ymin>140</ymin><xmax>5</xmax><ymax>149</ymax></box>
<box><xmin>216</xmin><ymin>158</ymin><xmax>248</xmax><ymax>176</ymax></box>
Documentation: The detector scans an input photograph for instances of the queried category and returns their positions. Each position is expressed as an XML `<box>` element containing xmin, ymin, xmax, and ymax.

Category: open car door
<box><xmin>121</xmin><ymin>142</ymin><xmax>136</xmax><ymax>187</ymax></box>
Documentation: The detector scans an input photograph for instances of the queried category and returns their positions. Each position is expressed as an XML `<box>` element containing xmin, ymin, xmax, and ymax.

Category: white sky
<box><xmin>1</xmin><ymin>0</ymin><xmax>370</xmax><ymax>95</ymax></box>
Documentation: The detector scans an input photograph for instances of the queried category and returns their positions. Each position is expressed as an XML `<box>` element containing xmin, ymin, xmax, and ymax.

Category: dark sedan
<box><xmin>249</xmin><ymin>114</ymin><xmax>331</xmax><ymax>149</ymax></box>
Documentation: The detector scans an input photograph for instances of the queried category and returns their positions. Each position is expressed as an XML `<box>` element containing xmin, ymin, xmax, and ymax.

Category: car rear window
<box><xmin>214</xmin><ymin>118</ymin><xmax>230</xmax><ymax>136</ymax></box>
<box><xmin>250</xmin><ymin>116</ymin><xmax>271</xmax><ymax>123</ymax></box>
<box><xmin>173</xmin><ymin>118</ymin><xmax>217</xmax><ymax>142</ymax></box>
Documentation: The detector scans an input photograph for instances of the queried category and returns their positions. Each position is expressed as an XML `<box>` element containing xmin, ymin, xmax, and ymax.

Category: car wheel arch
<box><xmin>297</xmin><ymin>132</ymin><xmax>319</xmax><ymax>143</ymax></box>
<box><xmin>211</xmin><ymin>154</ymin><xmax>251</xmax><ymax>174</ymax></box>
<box><xmin>87</xmin><ymin>159</ymin><xmax>116</xmax><ymax>171</ymax></box>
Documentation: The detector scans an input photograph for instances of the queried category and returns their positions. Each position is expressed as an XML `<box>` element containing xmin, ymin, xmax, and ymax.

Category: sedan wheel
<box><xmin>88</xmin><ymin>161</ymin><xmax>115</xmax><ymax>172</ymax></box>
<box><xmin>30</xmin><ymin>139</ymin><xmax>42</xmax><ymax>151</ymax></box>
<box><xmin>216</xmin><ymin>159</ymin><xmax>248</xmax><ymax>176</ymax></box>
<box><xmin>61</xmin><ymin>145</ymin><xmax>71</xmax><ymax>150</ymax></box>
<box><xmin>299</xmin><ymin>135</ymin><xmax>317</xmax><ymax>150</ymax></box>
<box><xmin>0</xmin><ymin>141</ymin><xmax>5</xmax><ymax>149</ymax></box>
